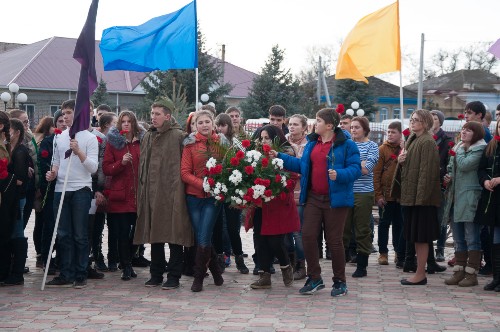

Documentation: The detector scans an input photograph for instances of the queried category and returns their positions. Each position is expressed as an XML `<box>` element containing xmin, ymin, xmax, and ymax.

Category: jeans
<box><xmin>186</xmin><ymin>195</ymin><xmax>221</xmax><ymax>247</ymax></box>
<box><xmin>451</xmin><ymin>222</ymin><xmax>481</xmax><ymax>252</ymax></box>
<box><xmin>377</xmin><ymin>201</ymin><xmax>403</xmax><ymax>255</ymax></box>
<box><xmin>12</xmin><ymin>198</ymin><xmax>26</xmax><ymax>239</ymax></box>
<box><xmin>287</xmin><ymin>205</ymin><xmax>305</xmax><ymax>260</ymax></box>
<box><xmin>494</xmin><ymin>226</ymin><xmax>500</xmax><ymax>244</ymax></box>
<box><xmin>54</xmin><ymin>187</ymin><xmax>92</xmax><ymax>281</ymax></box>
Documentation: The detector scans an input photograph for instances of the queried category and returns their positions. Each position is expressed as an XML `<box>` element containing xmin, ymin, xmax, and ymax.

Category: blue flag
<box><xmin>100</xmin><ymin>1</ymin><xmax>198</xmax><ymax>72</ymax></box>
<box><xmin>67</xmin><ymin>0</ymin><xmax>99</xmax><ymax>158</ymax></box>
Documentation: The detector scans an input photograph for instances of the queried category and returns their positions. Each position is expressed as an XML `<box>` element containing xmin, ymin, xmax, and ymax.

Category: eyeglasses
<box><xmin>409</xmin><ymin>118</ymin><xmax>422</xmax><ymax>123</ymax></box>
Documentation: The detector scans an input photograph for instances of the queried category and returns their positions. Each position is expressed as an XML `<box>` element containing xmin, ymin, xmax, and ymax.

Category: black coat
<box><xmin>474</xmin><ymin>146</ymin><xmax>500</xmax><ymax>227</ymax></box>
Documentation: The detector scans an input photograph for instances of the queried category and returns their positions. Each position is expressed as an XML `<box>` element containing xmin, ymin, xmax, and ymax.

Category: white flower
<box><xmin>216</xmin><ymin>182</ymin><xmax>222</xmax><ymax>189</ymax></box>
<box><xmin>202</xmin><ymin>178</ymin><xmax>211</xmax><ymax>193</ymax></box>
<box><xmin>229</xmin><ymin>170</ymin><xmax>243</xmax><ymax>185</ymax></box>
<box><xmin>235</xmin><ymin>198</ymin><xmax>242</xmax><ymax>205</ymax></box>
<box><xmin>221</xmin><ymin>184</ymin><xmax>228</xmax><ymax>193</ymax></box>
<box><xmin>264</xmin><ymin>197</ymin><xmax>271</xmax><ymax>203</ymax></box>
<box><xmin>251</xmin><ymin>161</ymin><xmax>257</xmax><ymax>168</ymax></box>
<box><xmin>215</xmin><ymin>195</ymin><xmax>222</xmax><ymax>201</ymax></box>
<box><xmin>214</xmin><ymin>188</ymin><xmax>220</xmax><ymax>195</ymax></box>
<box><xmin>206</xmin><ymin>157</ymin><xmax>217</xmax><ymax>169</ymax></box>
<box><xmin>252</xmin><ymin>184</ymin><xmax>266</xmax><ymax>199</ymax></box>
<box><xmin>272</xmin><ymin>158</ymin><xmax>284</xmax><ymax>170</ymax></box>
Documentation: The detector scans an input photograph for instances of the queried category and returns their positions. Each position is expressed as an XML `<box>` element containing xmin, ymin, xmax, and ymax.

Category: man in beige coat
<box><xmin>134</xmin><ymin>100</ymin><xmax>194</xmax><ymax>290</ymax></box>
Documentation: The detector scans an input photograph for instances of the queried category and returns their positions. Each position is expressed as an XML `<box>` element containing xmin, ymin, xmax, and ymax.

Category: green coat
<box><xmin>394</xmin><ymin>131</ymin><xmax>441</xmax><ymax>207</ymax></box>
<box><xmin>443</xmin><ymin>140</ymin><xmax>486</xmax><ymax>223</ymax></box>
<box><xmin>133</xmin><ymin>118</ymin><xmax>194</xmax><ymax>246</ymax></box>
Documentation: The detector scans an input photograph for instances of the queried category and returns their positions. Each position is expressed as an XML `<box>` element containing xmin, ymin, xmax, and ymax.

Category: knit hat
<box><xmin>54</xmin><ymin>110</ymin><xmax>63</xmax><ymax>125</ymax></box>
<box><xmin>430</xmin><ymin>110</ymin><xmax>444</xmax><ymax>126</ymax></box>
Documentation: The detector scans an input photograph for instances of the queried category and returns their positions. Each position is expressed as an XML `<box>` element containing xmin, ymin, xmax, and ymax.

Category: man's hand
<box><xmin>397</xmin><ymin>150</ymin><xmax>407</xmax><ymax>164</ymax></box>
<box><xmin>70</xmin><ymin>139</ymin><xmax>81</xmax><ymax>154</ymax></box>
<box><xmin>46</xmin><ymin>170</ymin><xmax>57</xmax><ymax>182</ymax></box>
<box><xmin>377</xmin><ymin>198</ymin><xmax>386</xmax><ymax>208</ymax></box>
<box><xmin>328</xmin><ymin>169</ymin><xmax>337</xmax><ymax>181</ymax></box>
<box><xmin>95</xmin><ymin>191</ymin><xmax>106</xmax><ymax>206</ymax></box>
<box><xmin>28</xmin><ymin>167</ymin><xmax>34</xmax><ymax>178</ymax></box>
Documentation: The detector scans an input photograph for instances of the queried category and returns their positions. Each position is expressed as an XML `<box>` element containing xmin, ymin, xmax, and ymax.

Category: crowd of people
<box><xmin>1</xmin><ymin>98</ymin><xmax>500</xmax><ymax>297</ymax></box>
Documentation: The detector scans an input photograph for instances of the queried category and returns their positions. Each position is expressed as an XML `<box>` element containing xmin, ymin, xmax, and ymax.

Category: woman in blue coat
<box><xmin>271</xmin><ymin>107</ymin><xmax>361</xmax><ymax>297</ymax></box>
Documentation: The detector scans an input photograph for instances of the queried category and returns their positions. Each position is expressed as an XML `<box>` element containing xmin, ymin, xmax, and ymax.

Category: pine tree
<box><xmin>92</xmin><ymin>78</ymin><xmax>109</xmax><ymax>108</ymax></box>
<box><xmin>240</xmin><ymin>45</ymin><xmax>303</xmax><ymax>119</ymax></box>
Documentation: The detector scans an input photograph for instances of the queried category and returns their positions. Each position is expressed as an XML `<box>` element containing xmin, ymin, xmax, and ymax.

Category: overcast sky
<box><xmin>3</xmin><ymin>0</ymin><xmax>499</xmax><ymax>84</ymax></box>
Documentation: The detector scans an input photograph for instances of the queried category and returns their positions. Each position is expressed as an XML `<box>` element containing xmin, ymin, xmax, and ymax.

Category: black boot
<box><xmin>208</xmin><ymin>248</ymin><xmax>224</xmax><ymax>286</ymax></box>
<box><xmin>426</xmin><ymin>243</ymin><xmax>447</xmax><ymax>274</ymax></box>
<box><xmin>3</xmin><ymin>238</ymin><xmax>27</xmax><ymax>286</ymax></box>
<box><xmin>121</xmin><ymin>264</ymin><xmax>137</xmax><ymax>281</ymax></box>
<box><xmin>484</xmin><ymin>243</ymin><xmax>500</xmax><ymax>291</ymax></box>
<box><xmin>0</xmin><ymin>243</ymin><xmax>11</xmax><ymax>283</ymax></box>
<box><xmin>235</xmin><ymin>254</ymin><xmax>249</xmax><ymax>274</ymax></box>
<box><xmin>182</xmin><ymin>246</ymin><xmax>196</xmax><ymax>277</ymax></box>
<box><xmin>352</xmin><ymin>253</ymin><xmax>368</xmax><ymax>278</ymax></box>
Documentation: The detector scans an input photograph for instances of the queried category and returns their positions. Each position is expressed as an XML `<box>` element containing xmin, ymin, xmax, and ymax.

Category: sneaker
<box><xmin>299</xmin><ymin>277</ymin><xmax>325</xmax><ymax>295</ymax></box>
<box><xmin>108</xmin><ymin>262</ymin><xmax>118</xmax><ymax>272</ymax></box>
<box><xmin>87</xmin><ymin>268</ymin><xmax>105</xmax><ymax>279</ymax></box>
<box><xmin>331</xmin><ymin>280</ymin><xmax>348</xmax><ymax>297</ymax></box>
<box><xmin>145</xmin><ymin>277</ymin><xmax>163</xmax><ymax>287</ymax></box>
<box><xmin>162</xmin><ymin>278</ymin><xmax>180</xmax><ymax>290</ymax></box>
<box><xmin>46</xmin><ymin>276</ymin><xmax>73</xmax><ymax>287</ymax></box>
<box><xmin>73</xmin><ymin>278</ymin><xmax>87</xmax><ymax>289</ymax></box>
<box><xmin>94</xmin><ymin>256</ymin><xmax>108</xmax><ymax>272</ymax></box>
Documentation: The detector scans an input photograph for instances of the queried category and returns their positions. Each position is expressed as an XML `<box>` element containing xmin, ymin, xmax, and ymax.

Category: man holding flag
<box><xmin>44</xmin><ymin>0</ymin><xmax>99</xmax><ymax>289</ymax></box>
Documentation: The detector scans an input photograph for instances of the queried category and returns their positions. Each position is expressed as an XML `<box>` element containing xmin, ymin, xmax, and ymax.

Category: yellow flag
<box><xmin>336</xmin><ymin>1</ymin><xmax>401</xmax><ymax>83</ymax></box>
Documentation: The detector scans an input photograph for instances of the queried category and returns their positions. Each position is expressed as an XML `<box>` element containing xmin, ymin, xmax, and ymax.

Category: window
<box><xmin>393</xmin><ymin>108</ymin><xmax>400</xmax><ymax>119</ymax></box>
<box><xmin>406</xmin><ymin>108</ymin><xmax>414</xmax><ymax>118</ymax></box>
<box><xmin>25</xmin><ymin>104</ymin><xmax>35</xmax><ymax>128</ymax></box>
<box><xmin>379</xmin><ymin>107</ymin><xmax>388</xmax><ymax>121</ymax></box>
<box><xmin>50</xmin><ymin>105</ymin><xmax>60</xmax><ymax>115</ymax></box>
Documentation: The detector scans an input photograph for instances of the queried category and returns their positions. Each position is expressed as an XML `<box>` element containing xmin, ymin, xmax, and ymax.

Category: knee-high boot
<box><xmin>484</xmin><ymin>244</ymin><xmax>500</xmax><ymax>291</ymax></box>
<box><xmin>191</xmin><ymin>246</ymin><xmax>211</xmax><ymax>292</ymax></box>
<box><xmin>208</xmin><ymin>248</ymin><xmax>224</xmax><ymax>286</ymax></box>
<box><xmin>3</xmin><ymin>238</ymin><xmax>27</xmax><ymax>286</ymax></box>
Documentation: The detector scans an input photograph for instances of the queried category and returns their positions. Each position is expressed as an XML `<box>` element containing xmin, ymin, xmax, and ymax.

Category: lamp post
<box><xmin>0</xmin><ymin>83</ymin><xmax>28</xmax><ymax>111</ymax></box>
<box><xmin>345</xmin><ymin>101</ymin><xmax>365</xmax><ymax>117</ymax></box>
<box><xmin>198</xmin><ymin>93</ymin><xmax>215</xmax><ymax>110</ymax></box>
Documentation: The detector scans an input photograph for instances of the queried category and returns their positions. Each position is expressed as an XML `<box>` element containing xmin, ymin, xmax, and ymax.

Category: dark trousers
<box><xmin>107</xmin><ymin>214</ymin><xmax>119</xmax><ymax>264</ymax></box>
<box><xmin>150</xmin><ymin>242</ymin><xmax>183</xmax><ymax>280</ymax></box>
<box><xmin>41</xmin><ymin>192</ymin><xmax>55</xmax><ymax>263</ymax></box>
<box><xmin>23</xmin><ymin>177</ymin><xmax>35</xmax><ymax>229</ymax></box>
<box><xmin>91</xmin><ymin>212</ymin><xmax>105</xmax><ymax>260</ymax></box>
<box><xmin>258</xmin><ymin>233</ymin><xmax>289</xmax><ymax>273</ymax></box>
<box><xmin>213</xmin><ymin>203</ymin><xmax>244</xmax><ymax>256</ymax></box>
<box><xmin>481</xmin><ymin>226</ymin><xmax>492</xmax><ymax>266</ymax></box>
<box><xmin>303</xmin><ymin>192</ymin><xmax>348</xmax><ymax>282</ymax></box>
<box><xmin>108</xmin><ymin>213</ymin><xmax>136</xmax><ymax>266</ymax></box>
<box><xmin>33</xmin><ymin>211</ymin><xmax>43</xmax><ymax>255</ymax></box>
<box><xmin>378</xmin><ymin>201</ymin><xmax>404</xmax><ymax>256</ymax></box>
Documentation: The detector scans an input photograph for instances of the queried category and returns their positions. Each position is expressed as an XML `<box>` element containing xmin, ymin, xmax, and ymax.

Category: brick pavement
<box><xmin>1</xmin><ymin>214</ymin><xmax>499</xmax><ymax>331</ymax></box>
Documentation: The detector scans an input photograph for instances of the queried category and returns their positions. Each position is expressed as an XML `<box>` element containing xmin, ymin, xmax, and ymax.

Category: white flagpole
<box><xmin>399</xmin><ymin>71</ymin><xmax>404</xmax><ymax>125</ymax></box>
<box><xmin>417</xmin><ymin>33</ymin><xmax>425</xmax><ymax>110</ymax></box>
<box><xmin>41</xmin><ymin>154</ymin><xmax>73</xmax><ymax>290</ymax></box>
<box><xmin>195</xmin><ymin>67</ymin><xmax>199</xmax><ymax>109</ymax></box>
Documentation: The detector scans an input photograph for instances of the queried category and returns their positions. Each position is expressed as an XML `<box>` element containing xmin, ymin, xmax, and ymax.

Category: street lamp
<box><xmin>345</xmin><ymin>101</ymin><xmax>364</xmax><ymax>116</ymax></box>
<box><xmin>0</xmin><ymin>83</ymin><xmax>28</xmax><ymax>111</ymax></box>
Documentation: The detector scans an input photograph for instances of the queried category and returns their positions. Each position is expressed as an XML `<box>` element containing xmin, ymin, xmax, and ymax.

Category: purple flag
<box><xmin>488</xmin><ymin>38</ymin><xmax>500</xmax><ymax>59</ymax></box>
<box><xmin>66</xmin><ymin>0</ymin><xmax>99</xmax><ymax>158</ymax></box>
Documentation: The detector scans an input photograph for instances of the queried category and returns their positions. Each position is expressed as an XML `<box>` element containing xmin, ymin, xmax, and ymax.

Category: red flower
<box><xmin>103</xmin><ymin>190</ymin><xmax>111</xmax><ymax>197</ymax></box>
<box><xmin>279</xmin><ymin>192</ymin><xmax>287</xmax><ymax>200</ymax></box>
<box><xmin>262</xmin><ymin>144</ymin><xmax>271</xmax><ymax>153</ymax></box>
<box><xmin>254</xmin><ymin>178</ymin><xmax>263</xmax><ymax>185</ymax></box>
<box><xmin>261</xmin><ymin>157</ymin><xmax>269</xmax><ymax>167</ymax></box>
<box><xmin>230</xmin><ymin>157</ymin><xmax>240</xmax><ymax>166</ymax></box>
<box><xmin>253</xmin><ymin>197</ymin><xmax>262</xmax><ymax>206</ymax></box>
<box><xmin>390</xmin><ymin>154</ymin><xmax>397</xmax><ymax>160</ymax></box>
<box><xmin>96</xmin><ymin>136</ymin><xmax>103</xmax><ymax>144</ymax></box>
<box><xmin>203</xmin><ymin>168</ymin><xmax>209</xmax><ymax>176</ymax></box>
<box><xmin>236</xmin><ymin>150</ymin><xmax>245</xmax><ymax>159</ymax></box>
<box><xmin>262</xmin><ymin>179</ymin><xmax>271</xmax><ymax>187</ymax></box>
<box><xmin>41</xmin><ymin>150</ymin><xmax>49</xmax><ymax>158</ymax></box>
<box><xmin>219</xmin><ymin>194</ymin><xmax>225</xmax><ymax>201</ymax></box>
<box><xmin>335</xmin><ymin>104</ymin><xmax>345</xmax><ymax>114</ymax></box>
<box><xmin>433</xmin><ymin>135</ymin><xmax>438</xmax><ymax>140</ymax></box>
<box><xmin>241</xmin><ymin>140</ymin><xmax>251</xmax><ymax>148</ymax></box>
<box><xmin>247</xmin><ymin>188</ymin><xmax>254</xmax><ymax>196</ymax></box>
<box><xmin>448</xmin><ymin>150</ymin><xmax>456</xmax><ymax>156</ymax></box>
<box><xmin>457</xmin><ymin>114</ymin><xmax>465</xmax><ymax>120</ymax></box>
<box><xmin>54</xmin><ymin>128</ymin><xmax>62</xmax><ymax>135</ymax></box>
<box><xmin>402</xmin><ymin>129</ymin><xmax>411</xmax><ymax>137</ymax></box>
<box><xmin>448</xmin><ymin>141</ymin><xmax>455</xmax><ymax>147</ymax></box>
<box><xmin>264</xmin><ymin>189</ymin><xmax>272</xmax><ymax>197</ymax></box>
<box><xmin>244</xmin><ymin>165</ymin><xmax>254</xmax><ymax>175</ymax></box>
<box><xmin>286</xmin><ymin>179</ymin><xmax>294</xmax><ymax>189</ymax></box>
<box><xmin>495</xmin><ymin>136</ymin><xmax>500</xmax><ymax>142</ymax></box>
<box><xmin>215</xmin><ymin>164</ymin><xmax>223</xmax><ymax>174</ymax></box>
<box><xmin>243</xmin><ymin>194</ymin><xmax>252</xmax><ymax>202</ymax></box>
<box><xmin>207</xmin><ymin>178</ymin><xmax>215</xmax><ymax>187</ymax></box>
<box><xmin>275</xmin><ymin>174</ymin><xmax>282</xmax><ymax>183</ymax></box>
<box><xmin>119</xmin><ymin>130</ymin><xmax>129</xmax><ymax>136</ymax></box>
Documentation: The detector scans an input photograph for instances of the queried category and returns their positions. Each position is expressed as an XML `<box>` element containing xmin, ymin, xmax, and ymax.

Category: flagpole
<box><xmin>195</xmin><ymin>67</ymin><xmax>199</xmax><ymax>109</ymax></box>
<box><xmin>417</xmin><ymin>33</ymin><xmax>425</xmax><ymax>110</ymax></box>
<box><xmin>41</xmin><ymin>154</ymin><xmax>73</xmax><ymax>290</ymax></box>
<box><xmin>399</xmin><ymin>71</ymin><xmax>404</xmax><ymax>125</ymax></box>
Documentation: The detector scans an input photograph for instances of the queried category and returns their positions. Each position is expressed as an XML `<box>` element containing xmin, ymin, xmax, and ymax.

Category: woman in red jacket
<box><xmin>250</xmin><ymin>125</ymin><xmax>300</xmax><ymax>290</ymax></box>
<box><xmin>181</xmin><ymin>109</ymin><xmax>228</xmax><ymax>292</ymax></box>
<box><xmin>103</xmin><ymin>111</ymin><xmax>144</xmax><ymax>281</ymax></box>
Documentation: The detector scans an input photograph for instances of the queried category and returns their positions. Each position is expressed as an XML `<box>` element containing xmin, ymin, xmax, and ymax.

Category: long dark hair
<box><xmin>215</xmin><ymin>113</ymin><xmax>234</xmax><ymax>141</ymax></box>
<box><xmin>0</xmin><ymin>111</ymin><xmax>10</xmax><ymax>144</ymax></box>
<box><xmin>9</xmin><ymin>118</ymin><xmax>25</xmax><ymax>149</ymax></box>
<box><xmin>34</xmin><ymin>116</ymin><xmax>54</xmax><ymax>137</ymax></box>
<box><xmin>117</xmin><ymin>110</ymin><xmax>141</xmax><ymax>138</ymax></box>
<box><xmin>253</xmin><ymin>125</ymin><xmax>290</xmax><ymax>147</ymax></box>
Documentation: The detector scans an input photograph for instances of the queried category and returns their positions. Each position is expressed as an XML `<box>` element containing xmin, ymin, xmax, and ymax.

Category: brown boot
<box><xmin>378</xmin><ymin>253</ymin><xmax>389</xmax><ymax>265</ymax></box>
<box><xmin>445</xmin><ymin>251</ymin><xmax>467</xmax><ymax>285</ymax></box>
<box><xmin>191</xmin><ymin>246</ymin><xmax>211</xmax><ymax>292</ymax></box>
<box><xmin>459</xmin><ymin>250</ymin><xmax>481</xmax><ymax>287</ymax></box>
<box><xmin>281</xmin><ymin>265</ymin><xmax>294</xmax><ymax>287</ymax></box>
<box><xmin>293</xmin><ymin>259</ymin><xmax>306</xmax><ymax>280</ymax></box>
<box><xmin>250</xmin><ymin>272</ymin><xmax>271</xmax><ymax>289</ymax></box>
<box><xmin>208</xmin><ymin>248</ymin><xmax>224</xmax><ymax>286</ymax></box>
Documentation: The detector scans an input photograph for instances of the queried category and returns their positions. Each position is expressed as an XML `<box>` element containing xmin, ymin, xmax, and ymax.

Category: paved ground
<box><xmin>1</xmin><ymin>214</ymin><xmax>499</xmax><ymax>332</ymax></box>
